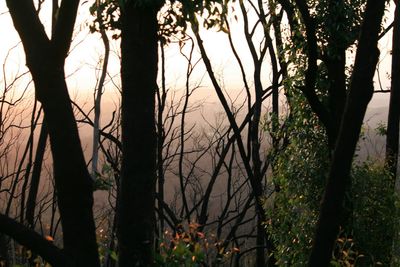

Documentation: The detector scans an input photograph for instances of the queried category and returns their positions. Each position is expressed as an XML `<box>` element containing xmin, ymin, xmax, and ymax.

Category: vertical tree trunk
<box><xmin>26</xmin><ymin>120</ymin><xmax>48</xmax><ymax>227</ymax></box>
<box><xmin>92</xmin><ymin>1</ymin><xmax>110</xmax><ymax>177</ymax></box>
<box><xmin>386</xmin><ymin>1</ymin><xmax>400</xmax><ymax>179</ymax></box>
<box><xmin>37</xmin><ymin>68</ymin><xmax>100</xmax><ymax>266</ymax></box>
<box><xmin>157</xmin><ymin>42</ymin><xmax>167</xmax><ymax>237</ymax></box>
<box><xmin>386</xmin><ymin>1</ymin><xmax>400</xmax><ymax>262</ymax></box>
<box><xmin>308</xmin><ymin>0</ymin><xmax>386</xmax><ymax>265</ymax></box>
<box><xmin>6</xmin><ymin>0</ymin><xmax>100</xmax><ymax>265</ymax></box>
<box><xmin>117</xmin><ymin>2</ymin><xmax>158</xmax><ymax>265</ymax></box>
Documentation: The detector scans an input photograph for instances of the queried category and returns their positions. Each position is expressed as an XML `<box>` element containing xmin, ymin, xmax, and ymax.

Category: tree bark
<box><xmin>385</xmin><ymin>1</ymin><xmax>400</xmax><ymax>261</ymax></box>
<box><xmin>0</xmin><ymin>213</ymin><xmax>66</xmax><ymax>266</ymax></box>
<box><xmin>309</xmin><ymin>0</ymin><xmax>386</xmax><ymax>265</ymax></box>
<box><xmin>39</xmin><ymin>67</ymin><xmax>99</xmax><ymax>266</ymax></box>
<box><xmin>117</xmin><ymin>2</ymin><xmax>159</xmax><ymax>265</ymax></box>
<box><xmin>5</xmin><ymin>1</ymin><xmax>100</xmax><ymax>265</ymax></box>
<box><xmin>26</xmin><ymin>119</ymin><xmax>48</xmax><ymax>227</ymax></box>
<box><xmin>92</xmin><ymin>1</ymin><xmax>110</xmax><ymax>177</ymax></box>
<box><xmin>385</xmin><ymin>1</ymin><xmax>400</xmax><ymax>179</ymax></box>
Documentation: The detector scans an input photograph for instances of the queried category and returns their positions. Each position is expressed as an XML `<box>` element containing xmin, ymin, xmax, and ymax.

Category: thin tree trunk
<box><xmin>385</xmin><ymin>1</ymin><xmax>400</xmax><ymax>179</ymax></box>
<box><xmin>92</xmin><ymin>0</ymin><xmax>110</xmax><ymax>177</ymax></box>
<box><xmin>386</xmin><ymin>1</ymin><xmax>400</xmax><ymax>262</ymax></box>
<box><xmin>26</xmin><ymin>119</ymin><xmax>48</xmax><ymax>227</ymax></box>
<box><xmin>156</xmin><ymin>42</ymin><xmax>167</xmax><ymax>237</ymax></box>
<box><xmin>25</xmin><ymin>119</ymin><xmax>48</xmax><ymax>266</ymax></box>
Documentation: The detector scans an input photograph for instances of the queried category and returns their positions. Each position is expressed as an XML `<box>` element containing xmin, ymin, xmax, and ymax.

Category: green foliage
<box><xmin>93</xmin><ymin>163</ymin><xmax>114</xmax><ymax>191</ymax></box>
<box><xmin>89</xmin><ymin>0</ymin><xmax>121</xmax><ymax>35</ymax></box>
<box><xmin>97</xmin><ymin>226</ymin><xmax>118</xmax><ymax>264</ymax></box>
<box><xmin>158</xmin><ymin>1</ymin><xmax>188</xmax><ymax>44</ymax></box>
<box><xmin>330</xmin><ymin>232</ymin><xmax>366</xmax><ymax>266</ymax></box>
<box><xmin>265</xmin><ymin>86</ymin><xmax>397</xmax><ymax>266</ymax></box>
<box><xmin>314</xmin><ymin>0</ymin><xmax>366</xmax><ymax>53</ymax></box>
<box><xmin>155</xmin><ymin>228</ymin><xmax>206</xmax><ymax>267</ymax></box>
<box><xmin>350</xmin><ymin>162</ymin><xmax>395</xmax><ymax>266</ymax></box>
<box><xmin>309</xmin><ymin>0</ymin><xmax>365</xmax><ymax>50</ymax></box>
<box><xmin>158</xmin><ymin>0</ymin><xmax>228</xmax><ymax>44</ymax></box>
<box><xmin>280</xmin><ymin>0</ymin><xmax>367</xmax><ymax>89</ymax></box>
<box><xmin>267</xmin><ymin>122</ymin><xmax>398</xmax><ymax>266</ymax></box>
<box><xmin>264</xmin><ymin>0</ymin><xmax>396</xmax><ymax>264</ymax></box>
<box><xmin>88</xmin><ymin>0</ymin><xmax>228</xmax><ymax>44</ymax></box>
<box><xmin>154</xmin><ymin>223</ymin><xmax>239</xmax><ymax>266</ymax></box>
<box><xmin>265</xmin><ymin>92</ymin><xmax>330</xmax><ymax>266</ymax></box>
<box><xmin>374</xmin><ymin>122</ymin><xmax>387</xmax><ymax>136</ymax></box>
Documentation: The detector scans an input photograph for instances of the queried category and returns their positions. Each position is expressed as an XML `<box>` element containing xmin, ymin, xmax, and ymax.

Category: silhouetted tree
<box><xmin>4</xmin><ymin>0</ymin><xmax>100</xmax><ymax>265</ymax></box>
<box><xmin>309</xmin><ymin>0</ymin><xmax>386</xmax><ymax>265</ymax></box>
<box><xmin>386</xmin><ymin>1</ymin><xmax>400</xmax><ymax>180</ymax></box>
<box><xmin>117</xmin><ymin>0</ymin><xmax>161</xmax><ymax>265</ymax></box>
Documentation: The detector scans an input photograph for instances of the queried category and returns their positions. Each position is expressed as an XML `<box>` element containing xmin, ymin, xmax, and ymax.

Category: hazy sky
<box><xmin>0</xmin><ymin>1</ymin><xmax>395</xmax><ymax>111</ymax></box>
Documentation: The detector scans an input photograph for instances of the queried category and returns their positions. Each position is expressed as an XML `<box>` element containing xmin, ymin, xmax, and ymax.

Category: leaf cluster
<box><xmin>265</xmin><ymin>91</ymin><xmax>329</xmax><ymax>265</ymax></box>
<box><xmin>267</xmin><ymin>112</ymin><xmax>398</xmax><ymax>265</ymax></box>
<box><xmin>314</xmin><ymin>0</ymin><xmax>366</xmax><ymax>56</ymax></box>
<box><xmin>158</xmin><ymin>0</ymin><xmax>229</xmax><ymax>44</ymax></box>
<box><xmin>89</xmin><ymin>0</ymin><xmax>121</xmax><ymax>38</ymax></box>
<box><xmin>350</xmin><ymin>162</ymin><xmax>396</xmax><ymax>266</ymax></box>
<box><xmin>283</xmin><ymin>0</ymin><xmax>366</xmax><ymax>67</ymax></box>
<box><xmin>154</xmin><ymin>223</ymin><xmax>239</xmax><ymax>266</ymax></box>
<box><xmin>93</xmin><ymin>163</ymin><xmax>115</xmax><ymax>191</ymax></box>
<box><xmin>87</xmin><ymin>0</ymin><xmax>231</xmax><ymax>44</ymax></box>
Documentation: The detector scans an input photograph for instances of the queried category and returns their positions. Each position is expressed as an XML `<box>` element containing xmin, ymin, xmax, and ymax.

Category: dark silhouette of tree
<box><xmin>279</xmin><ymin>0</ymin><xmax>364</xmax><ymax>152</ymax></box>
<box><xmin>0</xmin><ymin>0</ymin><xmax>393</xmax><ymax>265</ymax></box>
<box><xmin>4</xmin><ymin>0</ymin><xmax>100</xmax><ymax>265</ymax></box>
<box><xmin>309</xmin><ymin>0</ymin><xmax>386</xmax><ymax>265</ymax></box>
<box><xmin>386</xmin><ymin>0</ymin><xmax>400</xmax><ymax>180</ymax></box>
<box><xmin>384</xmin><ymin>0</ymin><xmax>400</xmax><ymax>261</ymax></box>
<box><xmin>91</xmin><ymin>0</ymin><xmax>111</xmax><ymax>178</ymax></box>
<box><xmin>0</xmin><ymin>213</ymin><xmax>66</xmax><ymax>266</ymax></box>
<box><xmin>184</xmin><ymin>4</ymin><xmax>282</xmax><ymax>264</ymax></box>
<box><xmin>0</xmin><ymin>45</ymin><xmax>36</xmax><ymax>264</ymax></box>
<box><xmin>117</xmin><ymin>0</ymin><xmax>160</xmax><ymax>265</ymax></box>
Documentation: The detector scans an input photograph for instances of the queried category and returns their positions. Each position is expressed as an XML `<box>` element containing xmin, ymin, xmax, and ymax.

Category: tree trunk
<box><xmin>26</xmin><ymin>119</ymin><xmax>48</xmax><ymax>227</ymax></box>
<box><xmin>117</xmin><ymin>2</ymin><xmax>158</xmax><ymax>265</ymax></box>
<box><xmin>385</xmin><ymin>1</ymin><xmax>400</xmax><ymax>180</ymax></box>
<box><xmin>92</xmin><ymin>1</ymin><xmax>110</xmax><ymax>177</ymax></box>
<box><xmin>0</xmin><ymin>213</ymin><xmax>66</xmax><ymax>266</ymax></box>
<box><xmin>386</xmin><ymin>1</ymin><xmax>400</xmax><ymax>262</ymax></box>
<box><xmin>5</xmin><ymin>1</ymin><xmax>100</xmax><ymax>265</ymax></box>
<box><xmin>38</xmin><ymin>68</ymin><xmax>100</xmax><ymax>266</ymax></box>
<box><xmin>308</xmin><ymin>0</ymin><xmax>386</xmax><ymax>265</ymax></box>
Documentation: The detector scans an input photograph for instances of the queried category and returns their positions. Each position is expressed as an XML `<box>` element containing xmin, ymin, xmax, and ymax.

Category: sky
<box><xmin>0</xmin><ymin>1</ymin><xmax>395</xmax><ymax>114</ymax></box>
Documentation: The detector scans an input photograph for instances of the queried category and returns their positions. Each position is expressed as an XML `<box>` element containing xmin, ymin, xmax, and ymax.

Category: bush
<box><xmin>350</xmin><ymin>162</ymin><xmax>396</xmax><ymax>266</ymax></box>
<box><xmin>265</xmin><ymin>93</ymin><xmax>329</xmax><ymax>266</ymax></box>
<box><xmin>265</xmin><ymin>92</ymin><xmax>397</xmax><ymax>265</ymax></box>
<box><xmin>155</xmin><ymin>223</ymin><xmax>239</xmax><ymax>266</ymax></box>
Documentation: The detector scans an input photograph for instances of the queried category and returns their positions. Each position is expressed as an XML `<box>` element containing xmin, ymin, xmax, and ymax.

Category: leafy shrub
<box><xmin>265</xmin><ymin>93</ymin><xmax>329</xmax><ymax>266</ymax></box>
<box><xmin>155</xmin><ymin>223</ymin><xmax>239</xmax><ymax>266</ymax></box>
<box><xmin>350</xmin><ymin>162</ymin><xmax>396</xmax><ymax>266</ymax></box>
<box><xmin>265</xmin><ymin>89</ymin><xmax>397</xmax><ymax>266</ymax></box>
<box><xmin>331</xmin><ymin>232</ymin><xmax>366</xmax><ymax>267</ymax></box>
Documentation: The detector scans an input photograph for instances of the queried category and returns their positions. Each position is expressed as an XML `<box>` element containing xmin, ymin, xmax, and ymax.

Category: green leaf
<box><xmin>110</xmin><ymin>250</ymin><xmax>118</xmax><ymax>261</ymax></box>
